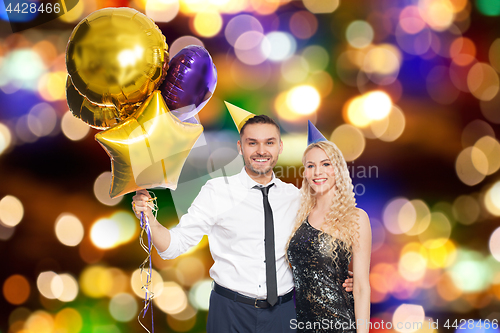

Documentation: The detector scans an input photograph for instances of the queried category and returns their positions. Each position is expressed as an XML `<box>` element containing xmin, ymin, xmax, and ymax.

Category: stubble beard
<box><xmin>243</xmin><ymin>152</ymin><xmax>276</xmax><ymax>176</ymax></box>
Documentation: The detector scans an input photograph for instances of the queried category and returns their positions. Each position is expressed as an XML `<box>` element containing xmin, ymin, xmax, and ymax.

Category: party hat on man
<box><xmin>307</xmin><ymin>120</ymin><xmax>327</xmax><ymax>145</ymax></box>
<box><xmin>224</xmin><ymin>101</ymin><xmax>255</xmax><ymax>133</ymax></box>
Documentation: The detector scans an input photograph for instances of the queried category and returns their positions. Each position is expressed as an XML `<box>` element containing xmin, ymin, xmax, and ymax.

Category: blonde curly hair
<box><xmin>286</xmin><ymin>140</ymin><xmax>359</xmax><ymax>263</ymax></box>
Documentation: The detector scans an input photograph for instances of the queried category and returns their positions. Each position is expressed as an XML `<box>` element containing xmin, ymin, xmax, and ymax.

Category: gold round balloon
<box><xmin>66</xmin><ymin>76</ymin><xmax>124</xmax><ymax>130</ymax></box>
<box><xmin>66</xmin><ymin>7</ymin><xmax>169</xmax><ymax>115</ymax></box>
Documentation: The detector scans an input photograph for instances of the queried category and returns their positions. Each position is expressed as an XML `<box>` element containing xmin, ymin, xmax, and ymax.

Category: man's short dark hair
<box><xmin>240</xmin><ymin>115</ymin><xmax>280</xmax><ymax>138</ymax></box>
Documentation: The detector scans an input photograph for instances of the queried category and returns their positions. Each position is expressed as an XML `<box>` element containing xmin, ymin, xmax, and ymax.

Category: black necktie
<box><xmin>254</xmin><ymin>183</ymin><xmax>278</xmax><ymax>306</ymax></box>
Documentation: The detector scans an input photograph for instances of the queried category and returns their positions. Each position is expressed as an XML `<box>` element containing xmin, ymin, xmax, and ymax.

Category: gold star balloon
<box><xmin>95</xmin><ymin>91</ymin><xmax>204</xmax><ymax>198</ymax></box>
<box><xmin>66</xmin><ymin>7</ymin><xmax>169</xmax><ymax>116</ymax></box>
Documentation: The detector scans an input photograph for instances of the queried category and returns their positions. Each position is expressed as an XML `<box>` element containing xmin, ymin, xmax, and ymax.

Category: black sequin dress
<box><xmin>287</xmin><ymin>220</ymin><xmax>356</xmax><ymax>333</ymax></box>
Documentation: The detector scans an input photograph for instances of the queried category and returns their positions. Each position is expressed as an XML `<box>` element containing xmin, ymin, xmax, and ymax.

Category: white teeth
<box><xmin>254</xmin><ymin>159</ymin><xmax>269</xmax><ymax>162</ymax></box>
<box><xmin>313</xmin><ymin>178</ymin><xmax>327</xmax><ymax>183</ymax></box>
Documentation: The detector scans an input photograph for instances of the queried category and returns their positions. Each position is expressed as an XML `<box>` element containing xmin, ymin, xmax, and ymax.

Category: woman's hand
<box><xmin>132</xmin><ymin>189</ymin><xmax>153</xmax><ymax>220</ymax></box>
<box><xmin>343</xmin><ymin>270</ymin><xmax>354</xmax><ymax>292</ymax></box>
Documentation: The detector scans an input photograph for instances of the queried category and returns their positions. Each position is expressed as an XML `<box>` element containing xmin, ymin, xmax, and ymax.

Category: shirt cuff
<box><xmin>156</xmin><ymin>229</ymin><xmax>180</xmax><ymax>260</ymax></box>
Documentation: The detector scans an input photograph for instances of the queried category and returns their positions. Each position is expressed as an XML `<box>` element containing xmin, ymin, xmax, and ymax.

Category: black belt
<box><xmin>213</xmin><ymin>282</ymin><xmax>293</xmax><ymax>309</ymax></box>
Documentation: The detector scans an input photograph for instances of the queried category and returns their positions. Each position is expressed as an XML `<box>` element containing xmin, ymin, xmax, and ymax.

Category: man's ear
<box><xmin>278</xmin><ymin>139</ymin><xmax>283</xmax><ymax>154</ymax></box>
<box><xmin>237</xmin><ymin>140</ymin><xmax>242</xmax><ymax>155</ymax></box>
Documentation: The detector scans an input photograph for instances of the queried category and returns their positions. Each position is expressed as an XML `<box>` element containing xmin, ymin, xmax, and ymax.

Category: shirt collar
<box><xmin>238</xmin><ymin>167</ymin><xmax>278</xmax><ymax>189</ymax></box>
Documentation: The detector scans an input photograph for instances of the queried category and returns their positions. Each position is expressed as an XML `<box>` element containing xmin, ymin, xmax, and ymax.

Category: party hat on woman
<box><xmin>307</xmin><ymin>120</ymin><xmax>327</xmax><ymax>145</ymax></box>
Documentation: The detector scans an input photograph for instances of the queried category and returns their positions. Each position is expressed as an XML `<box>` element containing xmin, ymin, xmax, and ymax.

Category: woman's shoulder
<box><xmin>354</xmin><ymin>208</ymin><xmax>369</xmax><ymax>224</ymax></box>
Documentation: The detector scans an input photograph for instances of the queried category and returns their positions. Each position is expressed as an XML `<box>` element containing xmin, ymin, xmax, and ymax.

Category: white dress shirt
<box><xmin>159</xmin><ymin>167</ymin><xmax>301</xmax><ymax>298</ymax></box>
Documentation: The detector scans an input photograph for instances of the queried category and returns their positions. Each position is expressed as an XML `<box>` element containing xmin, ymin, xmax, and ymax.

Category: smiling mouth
<box><xmin>252</xmin><ymin>157</ymin><xmax>271</xmax><ymax>163</ymax></box>
<box><xmin>312</xmin><ymin>178</ymin><xmax>327</xmax><ymax>184</ymax></box>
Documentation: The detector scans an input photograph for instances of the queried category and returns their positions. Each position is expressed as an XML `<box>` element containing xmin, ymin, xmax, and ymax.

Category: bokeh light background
<box><xmin>1</xmin><ymin>0</ymin><xmax>500</xmax><ymax>332</ymax></box>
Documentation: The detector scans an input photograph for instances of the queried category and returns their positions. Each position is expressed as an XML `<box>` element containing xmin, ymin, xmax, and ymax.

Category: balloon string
<box><xmin>137</xmin><ymin>192</ymin><xmax>158</xmax><ymax>333</ymax></box>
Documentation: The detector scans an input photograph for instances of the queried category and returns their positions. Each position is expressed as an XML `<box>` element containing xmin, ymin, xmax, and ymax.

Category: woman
<box><xmin>287</xmin><ymin>139</ymin><xmax>371</xmax><ymax>333</ymax></box>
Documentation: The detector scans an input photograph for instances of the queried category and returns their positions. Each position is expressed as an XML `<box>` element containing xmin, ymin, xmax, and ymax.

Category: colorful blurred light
<box><xmin>484</xmin><ymin>181</ymin><xmax>500</xmax><ymax>216</ymax></box>
<box><xmin>399</xmin><ymin>251</ymin><xmax>427</xmax><ymax>282</ymax></box>
<box><xmin>27</xmin><ymin>103</ymin><xmax>57</xmax><ymax>137</ymax></box>
<box><xmin>461</xmin><ymin>119</ymin><xmax>495</xmax><ymax>148</ymax></box>
<box><xmin>474</xmin><ymin>136</ymin><xmax>500</xmax><ymax>175</ymax></box>
<box><xmin>234</xmin><ymin>31</ymin><xmax>270</xmax><ymax>65</ymax></box>
<box><xmin>193</xmin><ymin>10</ymin><xmax>222</xmax><ymax>38</ymax></box>
<box><xmin>448</xmin><ymin>250</ymin><xmax>492</xmax><ymax>292</ymax></box>
<box><xmin>346</xmin><ymin>21</ymin><xmax>374</xmax><ymax>49</ymax></box>
<box><xmin>0</xmin><ymin>49</ymin><xmax>45</xmax><ymax>90</ymax></box>
<box><xmin>476</xmin><ymin>0</ymin><xmax>500</xmax><ymax>16</ymax></box>
<box><xmin>383</xmin><ymin>197</ymin><xmax>413</xmax><ymax>234</ymax></box>
<box><xmin>61</xmin><ymin>111</ymin><xmax>90</xmax><ymax>141</ymax></box>
<box><xmin>25</xmin><ymin>311</ymin><xmax>54</xmax><ymax>333</ymax></box>
<box><xmin>90</xmin><ymin>218</ymin><xmax>120</xmax><ymax>249</ymax></box>
<box><xmin>225</xmin><ymin>14</ymin><xmax>263</xmax><ymax>46</ymax></box>
<box><xmin>395</xmin><ymin>25</ymin><xmax>432</xmax><ymax>55</ymax></box>
<box><xmin>265</xmin><ymin>32</ymin><xmax>296</xmax><ymax>62</ymax></box>
<box><xmin>281</xmin><ymin>55</ymin><xmax>309</xmax><ymax>83</ymax></box>
<box><xmin>418</xmin><ymin>212</ymin><xmax>452</xmax><ymax>248</ymax></box>
<box><xmin>467</xmin><ymin>63</ymin><xmax>500</xmax><ymax>101</ymax></box>
<box><xmin>155</xmin><ymin>281</ymin><xmax>188</xmax><ymax>314</ymax></box>
<box><xmin>303</xmin><ymin>0</ymin><xmax>339</xmax><ymax>13</ymax></box>
<box><xmin>399</xmin><ymin>6</ymin><xmax>426</xmax><ymax>34</ymax></box>
<box><xmin>302</xmin><ymin>45</ymin><xmax>329</xmax><ymax>73</ymax></box>
<box><xmin>426</xmin><ymin>65</ymin><xmax>460</xmax><ymax>105</ymax></box>
<box><xmin>3</xmin><ymin>274</ymin><xmax>30</xmax><ymax>305</ymax></box>
<box><xmin>56</xmin><ymin>273</ymin><xmax>79</xmax><ymax>302</ymax></box>
<box><xmin>363</xmin><ymin>44</ymin><xmax>402</xmax><ymax>80</ymax></box>
<box><xmin>250</xmin><ymin>0</ymin><xmax>280</xmax><ymax>15</ymax></box>
<box><xmin>167</xmin><ymin>305</ymin><xmax>198</xmax><ymax>331</ymax></box>
<box><xmin>346</xmin><ymin>95</ymin><xmax>371</xmax><ymax>127</ymax></box>
<box><xmin>131</xmin><ymin>268</ymin><xmax>163</xmax><ymax>298</ymax></box>
<box><xmin>0</xmin><ymin>195</ymin><xmax>23</xmax><ymax>227</ymax></box>
<box><xmin>404</xmin><ymin>199</ymin><xmax>431</xmax><ymax>236</ymax></box>
<box><xmin>490</xmin><ymin>227</ymin><xmax>500</xmax><ymax>262</ymax></box>
<box><xmin>55</xmin><ymin>213</ymin><xmax>84</xmax><ymax>247</ymax></box>
<box><xmin>490</xmin><ymin>38</ymin><xmax>500</xmax><ymax>73</ymax></box>
<box><xmin>169</xmin><ymin>36</ymin><xmax>204</xmax><ymax>57</ymax></box>
<box><xmin>54</xmin><ymin>308</ymin><xmax>82</xmax><ymax>333</ymax></box>
<box><xmin>286</xmin><ymin>85</ymin><xmax>320</xmax><ymax>116</ymax></box>
<box><xmin>109</xmin><ymin>293</ymin><xmax>138</xmax><ymax>322</ymax></box>
<box><xmin>426</xmin><ymin>239</ymin><xmax>457</xmax><ymax>269</ymax></box>
<box><xmin>79</xmin><ymin>265</ymin><xmax>113</xmax><ymax>298</ymax></box>
<box><xmin>419</xmin><ymin>0</ymin><xmax>455</xmax><ymax>31</ymax></box>
<box><xmin>231</xmin><ymin>59</ymin><xmax>271</xmax><ymax>90</ymax></box>
<box><xmin>16</xmin><ymin>115</ymin><xmax>38</xmax><ymax>143</ymax></box>
<box><xmin>145</xmin><ymin>0</ymin><xmax>180</xmax><ymax>23</ymax></box>
<box><xmin>450</xmin><ymin>37</ymin><xmax>476</xmax><ymax>66</ymax></box>
<box><xmin>0</xmin><ymin>122</ymin><xmax>12</xmax><ymax>155</ymax></box>
<box><xmin>455</xmin><ymin>147</ymin><xmax>487</xmax><ymax>186</ymax></box>
<box><xmin>289</xmin><ymin>10</ymin><xmax>318</xmax><ymax>40</ymax></box>
<box><xmin>305</xmin><ymin>71</ymin><xmax>334</xmax><ymax>97</ymax></box>
<box><xmin>437</xmin><ymin>272</ymin><xmax>462</xmax><ymax>301</ymax></box>
<box><xmin>37</xmin><ymin>271</ymin><xmax>61</xmax><ymax>299</ymax></box>
<box><xmin>278</xmin><ymin>134</ymin><xmax>307</xmax><ymax>166</ymax></box>
<box><xmin>330</xmin><ymin>124</ymin><xmax>365</xmax><ymax>161</ymax></box>
<box><xmin>363</xmin><ymin>91</ymin><xmax>392</xmax><ymax>120</ymax></box>
<box><xmin>392</xmin><ymin>303</ymin><xmax>425</xmax><ymax>333</ymax></box>
<box><xmin>480</xmin><ymin>90</ymin><xmax>500</xmax><ymax>123</ymax></box>
<box><xmin>452</xmin><ymin>195</ymin><xmax>480</xmax><ymax>225</ymax></box>
<box><xmin>38</xmin><ymin>71</ymin><xmax>66</xmax><ymax>101</ymax></box>
<box><xmin>176</xmin><ymin>256</ymin><xmax>205</xmax><ymax>287</ymax></box>
<box><xmin>94</xmin><ymin>172</ymin><xmax>124</xmax><ymax>206</ymax></box>
<box><xmin>188</xmin><ymin>279</ymin><xmax>212</xmax><ymax>311</ymax></box>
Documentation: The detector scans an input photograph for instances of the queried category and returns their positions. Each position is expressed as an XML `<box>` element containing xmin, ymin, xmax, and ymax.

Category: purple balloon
<box><xmin>160</xmin><ymin>45</ymin><xmax>217</xmax><ymax>122</ymax></box>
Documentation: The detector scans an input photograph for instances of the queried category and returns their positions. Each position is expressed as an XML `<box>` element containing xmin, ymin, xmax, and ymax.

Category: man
<box><xmin>132</xmin><ymin>112</ymin><xmax>353</xmax><ymax>332</ymax></box>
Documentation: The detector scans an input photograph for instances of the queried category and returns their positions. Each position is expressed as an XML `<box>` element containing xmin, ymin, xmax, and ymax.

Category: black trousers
<box><xmin>206</xmin><ymin>290</ymin><xmax>297</xmax><ymax>333</ymax></box>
